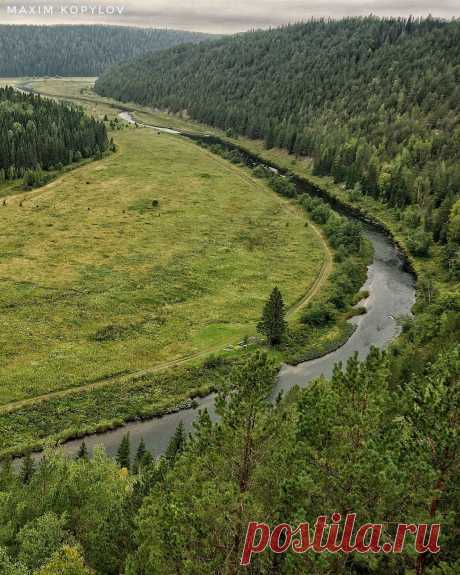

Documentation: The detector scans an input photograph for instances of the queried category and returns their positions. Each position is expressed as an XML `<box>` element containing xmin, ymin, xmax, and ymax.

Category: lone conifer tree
<box><xmin>77</xmin><ymin>440</ymin><xmax>89</xmax><ymax>461</ymax></box>
<box><xmin>19</xmin><ymin>453</ymin><xmax>34</xmax><ymax>485</ymax></box>
<box><xmin>165</xmin><ymin>421</ymin><xmax>186</xmax><ymax>464</ymax></box>
<box><xmin>116</xmin><ymin>433</ymin><xmax>131</xmax><ymax>472</ymax></box>
<box><xmin>133</xmin><ymin>437</ymin><xmax>153</xmax><ymax>473</ymax></box>
<box><xmin>257</xmin><ymin>287</ymin><xmax>287</xmax><ymax>346</ymax></box>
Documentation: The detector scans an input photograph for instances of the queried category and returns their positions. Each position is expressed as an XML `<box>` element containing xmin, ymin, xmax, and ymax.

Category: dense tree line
<box><xmin>0</xmin><ymin>87</ymin><xmax>108</xmax><ymax>181</ymax></box>
<box><xmin>96</xmin><ymin>17</ymin><xmax>460</xmax><ymax>255</ymax></box>
<box><xmin>0</xmin><ymin>26</ymin><xmax>212</xmax><ymax>77</ymax></box>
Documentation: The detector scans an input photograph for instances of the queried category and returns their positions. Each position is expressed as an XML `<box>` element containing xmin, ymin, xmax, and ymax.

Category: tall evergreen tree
<box><xmin>133</xmin><ymin>438</ymin><xmax>153</xmax><ymax>474</ymax></box>
<box><xmin>0</xmin><ymin>87</ymin><xmax>108</xmax><ymax>179</ymax></box>
<box><xmin>116</xmin><ymin>433</ymin><xmax>131</xmax><ymax>472</ymax></box>
<box><xmin>77</xmin><ymin>441</ymin><xmax>89</xmax><ymax>461</ymax></box>
<box><xmin>257</xmin><ymin>287</ymin><xmax>287</xmax><ymax>345</ymax></box>
<box><xmin>19</xmin><ymin>453</ymin><xmax>35</xmax><ymax>485</ymax></box>
<box><xmin>165</xmin><ymin>421</ymin><xmax>186</xmax><ymax>465</ymax></box>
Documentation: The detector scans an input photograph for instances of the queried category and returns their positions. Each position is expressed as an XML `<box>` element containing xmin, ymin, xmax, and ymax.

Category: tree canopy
<box><xmin>96</xmin><ymin>17</ymin><xmax>460</xmax><ymax>246</ymax></box>
<box><xmin>0</xmin><ymin>25</ymin><xmax>213</xmax><ymax>76</ymax></box>
<box><xmin>0</xmin><ymin>87</ymin><xmax>108</xmax><ymax>180</ymax></box>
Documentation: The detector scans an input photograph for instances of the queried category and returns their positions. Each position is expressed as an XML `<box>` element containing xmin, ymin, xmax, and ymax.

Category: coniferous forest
<box><xmin>96</xmin><ymin>18</ymin><xmax>460</xmax><ymax>259</ymax></box>
<box><xmin>0</xmin><ymin>25</ymin><xmax>213</xmax><ymax>77</ymax></box>
<box><xmin>0</xmin><ymin>87</ymin><xmax>108</xmax><ymax>182</ymax></box>
<box><xmin>1</xmin><ymin>16</ymin><xmax>459</xmax><ymax>575</ymax></box>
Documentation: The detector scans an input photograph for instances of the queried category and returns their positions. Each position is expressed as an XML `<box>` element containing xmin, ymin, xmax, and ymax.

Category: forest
<box><xmin>96</xmin><ymin>17</ymin><xmax>460</xmax><ymax>275</ymax></box>
<box><xmin>0</xmin><ymin>87</ymin><xmax>108</xmax><ymax>182</ymax></box>
<box><xmin>0</xmin><ymin>303</ymin><xmax>458</xmax><ymax>574</ymax></box>
<box><xmin>0</xmin><ymin>26</ymin><xmax>212</xmax><ymax>77</ymax></box>
<box><xmin>1</xmin><ymin>17</ymin><xmax>459</xmax><ymax>575</ymax></box>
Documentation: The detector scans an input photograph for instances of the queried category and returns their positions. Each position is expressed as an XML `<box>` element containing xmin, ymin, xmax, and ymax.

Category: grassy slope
<box><xmin>0</xmin><ymin>114</ymin><xmax>325</xmax><ymax>405</ymax></box>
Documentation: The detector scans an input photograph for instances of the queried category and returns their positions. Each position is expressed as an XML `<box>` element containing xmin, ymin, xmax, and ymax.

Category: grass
<box><xmin>0</xmin><ymin>78</ymin><xmax>383</xmax><ymax>457</ymax></box>
<box><xmin>0</xmin><ymin>360</ymin><xmax>234</xmax><ymax>459</ymax></box>
<box><xmin>0</xmin><ymin>121</ymin><xmax>325</xmax><ymax>406</ymax></box>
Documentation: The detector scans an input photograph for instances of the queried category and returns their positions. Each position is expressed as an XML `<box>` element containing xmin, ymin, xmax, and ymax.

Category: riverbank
<box><xmin>2</xmin><ymin>81</ymin><xmax>416</xmax><ymax>462</ymax></box>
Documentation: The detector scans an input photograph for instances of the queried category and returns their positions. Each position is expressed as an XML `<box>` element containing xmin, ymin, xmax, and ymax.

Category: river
<box><xmin>54</xmin><ymin>114</ymin><xmax>415</xmax><ymax>461</ymax></box>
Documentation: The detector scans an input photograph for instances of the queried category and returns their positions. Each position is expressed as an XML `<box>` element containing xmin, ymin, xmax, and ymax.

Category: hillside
<box><xmin>95</xmin><ymin>17</ymin><xmax>460</xmax><ymax>274</ymax></box>
<box><xmin>0</xmin><ymin>25</ymin><xmax>213</xmax><ymax>76</ymax></box>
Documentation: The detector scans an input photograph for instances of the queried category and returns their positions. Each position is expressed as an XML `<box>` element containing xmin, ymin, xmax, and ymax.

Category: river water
<box><xmin>53</xmin><ymin>115</ymin><xmax>415</xmax><ymax>461</ymax></box>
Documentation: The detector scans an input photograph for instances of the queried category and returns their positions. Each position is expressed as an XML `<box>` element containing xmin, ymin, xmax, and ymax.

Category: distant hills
<box><xmin>0</xmin><ymin>25</ymin><xmax>214</xmax><ymax>76</ymax></box>
<box><xmin>95</xmin><ymin>17</ymin><xmax>460</xmax><ymax>249</ymax></box>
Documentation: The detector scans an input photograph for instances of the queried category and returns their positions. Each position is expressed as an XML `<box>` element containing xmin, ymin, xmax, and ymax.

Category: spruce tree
<box><xmin>77</xmin><ymin>440</ymin><xmax>89</xmax><ymax>461</ymax></box>
<box><xmin>19</xmin><ymin>453</ymin><xmax>34</xmax><ymax>484</ymax></box>
<box><xmin>133</xmin><ymin>437</ymin><xmax>153</xmax><ymax>474</ymax></box>
<box><xmin>257</xmin><ymin>287</ymin><xmax>287</xmax><ymax>346</ymax></box>
<box><xmin>116</xmin><ymin>433</ymin><xmax>131</xmax><ymax>472</ymax></box>
<box><xmin>165</xmin><ymin>421</ymin><xmax>186</xmax><ymax>464</ymax></box>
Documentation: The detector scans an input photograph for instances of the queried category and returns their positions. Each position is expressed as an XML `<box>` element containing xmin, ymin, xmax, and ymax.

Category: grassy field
<box><xmin>1</xmin><ymin>117</ymin><xmax>325</xmax><ymax>405</ymax></box>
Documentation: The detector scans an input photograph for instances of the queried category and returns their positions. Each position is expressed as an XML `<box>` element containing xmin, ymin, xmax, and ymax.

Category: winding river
<box><xmin>54</xmin><ymin>113</ymin><xmax>416</xmax><ymax>460</ymax></box>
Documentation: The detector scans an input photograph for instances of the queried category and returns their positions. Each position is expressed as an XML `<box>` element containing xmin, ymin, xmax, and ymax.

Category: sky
<box><xmin>0</xmin><ymin>0</ymin><xmax>459</xmax><ymax>33</ymax></box>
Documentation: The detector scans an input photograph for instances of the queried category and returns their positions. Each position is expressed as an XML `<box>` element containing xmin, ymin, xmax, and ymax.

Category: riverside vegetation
<box><xmin>0</xmin><ymin>86</ymin><xmax>373</xmax><ymax>458</ymax></box>
<box><xmin>0</xmin><ymin>100</ymin><xmax>350</xmax><ymax>457</ymax></box>
<box><xmin>1</xmin><ymin>16</ymin><xmax>459</xmax><ymax>573</ymax></box>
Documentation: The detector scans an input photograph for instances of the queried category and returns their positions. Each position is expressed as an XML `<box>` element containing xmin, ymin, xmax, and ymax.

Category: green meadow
<box><xmin>0</xmin><ymin>126</ymin><xmax>325</xmax><ymax>406</ymax></box>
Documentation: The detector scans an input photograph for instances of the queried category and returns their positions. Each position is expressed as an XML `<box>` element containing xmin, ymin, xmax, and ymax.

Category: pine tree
<box><xmin>133</xmin><ymin>437</ymin><xmax>153</xmax><ymax>474</ymax></box>
<box><xmin>165</xmin><ymin>421</ymin><xmax>186</xmax><ymax>464</ymax></box>
<box><xmin>116</xmin><ymin>433</ymin><xmax>131</xmax><ymax>472</ymax></box>
<box><xmin>77</xmin><ymin>441</ymin><xmax>89</xmax><ymax>461</ymax></box>
<box><xmin>257</xmin><ymin>287</ymin><xmax>287</xmax><ymax>346</ymax></box>
<box><xmin>19</xmin><ymin>452</ymin><xmax>35</xmax><ymax>484</ymax></box>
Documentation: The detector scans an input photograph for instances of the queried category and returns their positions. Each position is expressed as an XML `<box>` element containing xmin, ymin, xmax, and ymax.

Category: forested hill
<box><xmin>96</xmin><ymin>17</ymin><xmax>460</xmax><ymax>252</ymax></box>
<box><xmin>0</xmin><ymin>25</ymin><xmax>213</xmax><ymax>76</ymax></box>
<box><xmin>0</xmin><ymin>87</ymin><xmax>108</xmax><ymax>181</ymax></box>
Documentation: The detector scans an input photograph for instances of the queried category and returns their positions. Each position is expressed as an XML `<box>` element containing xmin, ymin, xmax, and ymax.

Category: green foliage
<box><xmin>132</xmin><ymin>437</ymin><xmax>153</xmax><ymax>474</ymax></box>
<box><xmin>164</xmin><ymin>422</ymin><xmax>186</xmax><ymax>465</ymax></box>
<box><xmin>407</xmin><ymin>228</ymin><xmax>433</xmax><ymax>257</ymax></box>
<box><xmin>267</xmin><ymin>174</ymin><xmax>297</xmax><ymax>198</ymax></box>
<box><xmin>116</xmin><ymin>433</ymin><xmax>131</xmax><ymax>471</ymax></box>
<box><xmin>35</xmin><ymin>545</ymin><xmax>92</xmax><ymax>575</ymax></box>
<box><xmin>0</xmin><ymin>87</ymin><xmax>108</xmax><ymax>177</ymax></box>
<box><xmin>17</xmin><ymin>512</ymin><xmax>67</xmax><ymax>570</ymax></box>
<box><xmin>0</xmin><ymin>547</ymin><xmax>28</xmax><ymax>575</ymax></box>
<box><xmin>22</xmin><ymin>168</ymin><xmax>51</xmax><ymax>190</ymax></box>
<box><xmin>301</xmin><ymin>301</ymin><xmax>336</xmax><ymax>326</ymax></box>
<box><xmin>96</xmin><ymin>18</ymin><xmax>460</xmax><ymax>243</ymax></box>
<box><xmin>19</xmin><ymin>453</ymin><xmax>34</xmax><ymax>485</ymax></box>
<box><xmin>0</xmin><ymin>330</ymin><xmax>458</xmax><ymax>573</ymax></box>
<box><xmin>0</xmin><ymin>25</ymin><xmax>213</xmax><ymax>76</ymax></box>
<box><xmin>77</xmin><ymin>442</ymin><xmax>88</xmax><ymax>462</ymax></box>
<box><xmin>257</xmin><ymin>287</ymin><xmax>287</xmax><ymax>345</ymax></box>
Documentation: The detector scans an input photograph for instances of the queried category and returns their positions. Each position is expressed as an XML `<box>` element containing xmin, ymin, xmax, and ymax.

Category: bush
<box><xmin>252</xmin><ymin>165</ymin><xmax>272</xmax><ymax>179</ymax></box>
<box><xmin>301</xmin><ymin>302</ymin><xmax>336</xmax><ymax>326</ymax></box>
<box><xmin>23</xmin><ymin>168</ymin><xmax>52</xmax><ymax>190</ymax></box>
<box><xmin>203</xmin><ymin>354</ymin><xmax>227</xmax><ymax>369</ymax></box>
<box><xmin>311</xmin><ymin>203</ymin><xmax>331</xmax><ymax>224</ymax></box>
<box><xmin>268</xmin><ymin>175</ymin><xmax>297</xmax><ymax>198</ymax></box>
<box><xmin>407</xmin><ymin>228</ymin><xmax>432</xmax><ymax>257</ymax></box>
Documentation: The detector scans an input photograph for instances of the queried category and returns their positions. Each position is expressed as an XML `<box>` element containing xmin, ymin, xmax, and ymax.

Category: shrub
<box><xmin>407</xmin><ymin>228</ymin><xmax>432</xmax><ymax>257</ymax></box>
<box><xmin>311</xmin><ymin>203</ymin><xmax>331</xmax><ymax>224</ymax></box>
<box><xmin>301</xmin><ymin>302</ymin><xmax>336</xmax><ymax>326</ymax></box>
<box><xmin>23</xmin><ymin>169</ymin><xmax>51</xmax><ymax>190</ymax></box>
